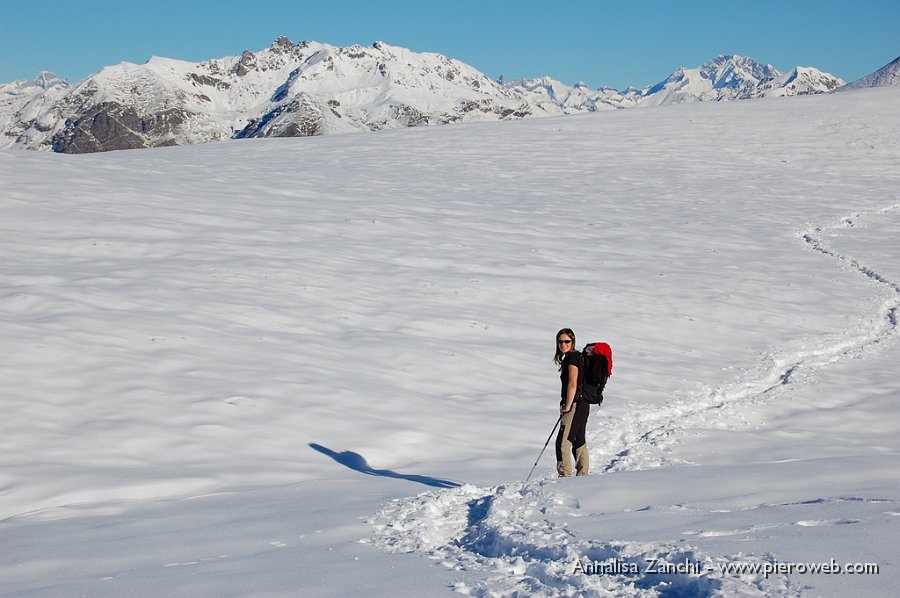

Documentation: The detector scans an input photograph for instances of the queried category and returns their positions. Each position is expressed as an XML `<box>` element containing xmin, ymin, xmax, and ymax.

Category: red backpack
<box><xmin>581</xmin><ymin>342</ymin><xmax>612</xmax><ymax>404</ymax></box>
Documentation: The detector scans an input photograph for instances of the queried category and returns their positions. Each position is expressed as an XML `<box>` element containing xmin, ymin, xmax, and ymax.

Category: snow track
<box><xmin>370</xmin><ymin>204</ymin><xmax>899</xmax><ymax>596</ymax></box>
<box><xmin>596</xmin><ymin>203</ymin><xmax>900</xmax><ymax>474</ymax></box>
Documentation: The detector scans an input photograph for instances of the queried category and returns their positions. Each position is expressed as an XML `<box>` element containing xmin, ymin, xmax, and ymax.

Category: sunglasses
<box><xmin>557</xmin><ymin>339</ymin><xmax>573</xmax><ymax>345</ymax></box>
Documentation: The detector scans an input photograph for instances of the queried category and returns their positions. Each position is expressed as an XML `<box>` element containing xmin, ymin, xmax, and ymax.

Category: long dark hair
<box><xmin>553</xmin><ymin>328</ymin><xmax>577</xmax><ymax>367</ymax></box>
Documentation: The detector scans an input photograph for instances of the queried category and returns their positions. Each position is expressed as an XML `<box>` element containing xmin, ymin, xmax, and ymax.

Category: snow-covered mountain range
<box><xmin>0</xmin><ymin>36</ymin><xmax>874</xmax><ymax>153</ymax></box>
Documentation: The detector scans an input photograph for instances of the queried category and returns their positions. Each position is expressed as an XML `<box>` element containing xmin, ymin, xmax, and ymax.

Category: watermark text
<box><xmin>573</xmin><ymin>557</ymin><xmax>880</xmax><ymax>579</ymax></box>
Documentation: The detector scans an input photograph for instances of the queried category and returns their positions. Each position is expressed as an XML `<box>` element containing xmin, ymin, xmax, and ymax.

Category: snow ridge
<box><xmin>840</xmin><ymin>56</ymin><xmax>900</xmax><ymax>90</ymax></box>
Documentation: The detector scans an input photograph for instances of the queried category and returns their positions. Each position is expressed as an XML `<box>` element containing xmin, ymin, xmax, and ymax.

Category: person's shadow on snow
<box><xmin>309</xmin><ymin>443</ymin><xmax>460</xmax><ymax>489</ymax></box>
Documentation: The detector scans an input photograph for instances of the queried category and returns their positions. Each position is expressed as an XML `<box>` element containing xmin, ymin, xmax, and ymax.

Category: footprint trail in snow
<box><xmin>369</xmin><ymin>205</ymin><xmax>899</xmax><ymax>596</ymax></box>
<box><xmin>599</xmin><ymin>203</ymin><xmax>900</xmax><ymax>474</ymax></box>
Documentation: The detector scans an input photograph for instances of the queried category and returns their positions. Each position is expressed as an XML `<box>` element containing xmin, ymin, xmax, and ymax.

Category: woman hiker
<box><xmin>554</xmin><ymin>328</ymin><xmax>589</xmax><ymax>476</ymax></box>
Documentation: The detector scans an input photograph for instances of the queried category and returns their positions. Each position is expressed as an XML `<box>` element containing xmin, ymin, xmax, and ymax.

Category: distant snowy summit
<box><xmin>0</xmin><ymin>37</ymin><xmax>883</xmax><ymax>153</ymax></box>
<box><xmin>636</xmin><ymin>55</ymin><xmax>846</xmax><ymax>105</ymax></box>
<box><xmin>839</xmin><ymin>55</ymin><xmax>900</xmax><ymax>91</ymax></box>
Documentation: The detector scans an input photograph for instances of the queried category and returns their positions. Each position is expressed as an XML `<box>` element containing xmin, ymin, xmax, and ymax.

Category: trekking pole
<box><xmin>524</xmin><ymin>415</ymin><xmax>562</xmax><ymax>483</ymax></box>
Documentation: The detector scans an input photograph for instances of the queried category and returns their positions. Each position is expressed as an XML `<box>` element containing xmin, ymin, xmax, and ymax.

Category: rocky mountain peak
<box><xmin>698</xmin><ymin>54</ymin><xmax>779</xmax><ymax>89</ymax></box>
<box><xmin>233</xmin><ymin>50</ymin><xmax>257</xmax><ymax>76</ymax></box>
<box><xmin>33</xmin><ymin>71</ymin><xmax>68</xmax><ymax>90</ymax></box>
<box><xmin>273</xmin><ymin>36</ymin><xmax>293</xmax><ymax>51</ymax></box>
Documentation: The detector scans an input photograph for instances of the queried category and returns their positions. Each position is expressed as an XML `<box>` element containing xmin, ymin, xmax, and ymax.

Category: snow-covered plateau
<box><xmin>1</xmin><ymin>86</ymin><xmax>898</xmax><ymax>597</ymax></box>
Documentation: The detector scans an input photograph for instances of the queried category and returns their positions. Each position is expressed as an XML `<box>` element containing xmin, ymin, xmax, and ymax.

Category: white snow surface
<box><xmin>1</xmin><ymin>87</ymin><xmax>898</xmax><ymax>597</ymax></box>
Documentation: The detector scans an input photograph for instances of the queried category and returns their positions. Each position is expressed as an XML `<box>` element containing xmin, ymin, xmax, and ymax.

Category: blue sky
<box><xmin>2</xmin><ymin>0</ymin><xmax>898</xmax><ymax>89</ymax></box>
